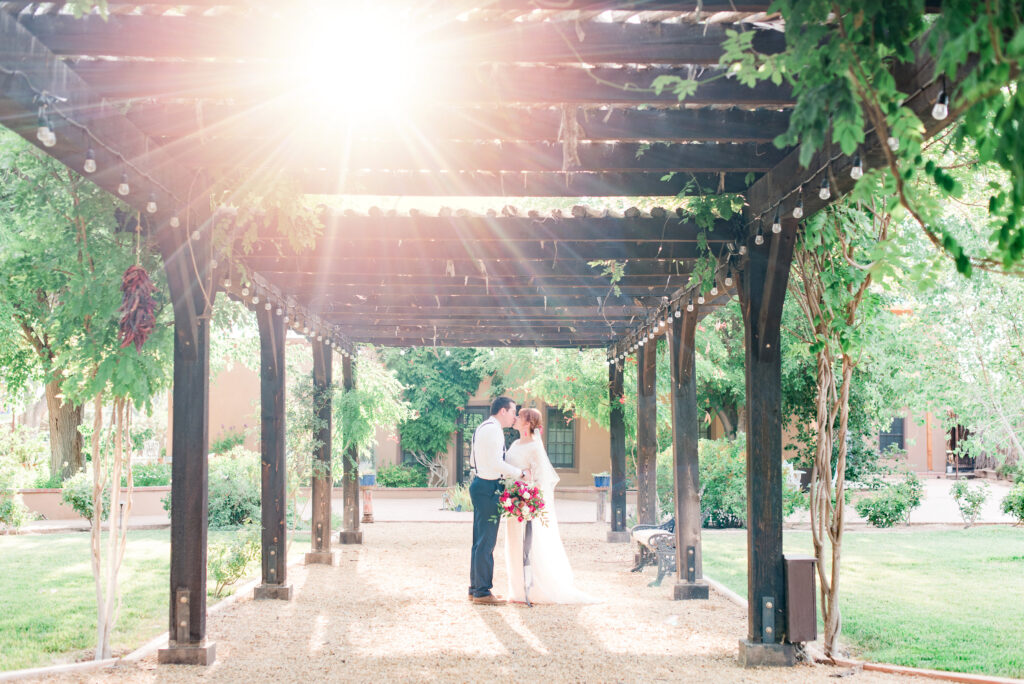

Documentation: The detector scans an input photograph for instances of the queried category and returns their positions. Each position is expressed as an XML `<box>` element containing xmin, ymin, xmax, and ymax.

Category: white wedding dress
<box><xmin>503</xmin><ymin>438</ymin><xmax>598</xmax><ymax>604</ymax></box>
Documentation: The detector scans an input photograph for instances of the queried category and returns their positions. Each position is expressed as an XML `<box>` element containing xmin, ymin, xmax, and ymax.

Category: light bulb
<box><xmin>887</xmin><ymin>136</ymin><xmax>899</xmax><ymax>151</ymax></box>
<box><xmin>445</xmin><ymin>349</ymin><xmax>451</xmax><ymax>356</ymax></box>
<box><xmin>303</xmin><ymin>326</ymin><xmax>309</xmax><ymax>334</ymax></box>
<box><xmin>283</xmin><ymin>315</ymin><xmax>290</xmax><ymax>324</ymax></box>
<box><xmin>318</xmin><ymin>334</ymin><xmax>323</xmax><ymax>341</ymax></box>
<box><xmin>146</xmin><ymin>192</ymin><xmax>157</xmax><ymax>214</ymax></box>
<box><xmin>276</xmin><ymin>307</ymin><xmax>283</xmax><ymax>316</ymax></box>
<box><xmin>36</xmin><ymin>120</ymin><xmax>50</xmax><ymax>144</ymax></box>
<box><xmin>711</xmin><ymin>285</ymin><xmax>719</xmax><ymax>296</ymax></box>
<box><xmin>251</xmin><ymin>295</ymin><xmax>259</xmax><ymax>304</ymax></box>
<box><xmin>489</xmin><ymin>349</ymin><xmax>495</xmax><ymax>356</ymax></box>
<box><xmin>697</xmin><ymin>294</ymin><xmax>705</xmax><ymax>305</ymax></box>
<box><xmin>755</xmin><ymin>233</ymin><xmax>764</xmax><ymax>246</ymax></box>
<box><xmin>659</xmin><ymin>318</ymin><xmax>666</xmax><ymax>328</ymax></box>
<box><xmin>209</xmin><ymin>258</ymin><xmax>218</xmax><ymax>269</ymax></box>
<box><xmin>771</xmin><ymin>210</ymin><xmax>782</xmax><ymax>234</ymax></box>
<box><xmin>649</xmin><ymin>329</ymin><xmax>655</xmax><ymax>339</ymax></box>
<box><xmin>674</xmin><ymin>309</ymin><xmax>681</xmax><ymax>318</ymax></box>
<box><xmin>639</xmin><ymin>338</ymin><xmax>645</xmax><ymax>346</ymax></box>
<box><xmin>725</xmin><ymin>272</ymin><xmax>734</xmax><ymax>287</ymax></box>
<box><xmin>793</xmin><ymin>198</ymin><xmax>804</xmax><ymax>219</ymax></box>
<box><xmin>118</xmin><ymin>173</ymin><xmax>130</xmax><ymax>196</ymax></box>
<box><xmin>931</xmin><ymin>89</ymin><xmax>949</xmax><ymax>121</ymax></box>
<box><xmin>241</xmin><ymin>287</ymin><xmax>250</xmax><ymax>296</ymax></box>
<box><xmin>850</xmin><ymin>154</ymin><xmax>863</xmax><ymax>179</ymax></box>
<box><xmin>191</xmin><ymin>230</ymin><xmax>200</xmax><ymax>241</ymax></box>
<box><xmin>169</xmin><ymin>216</ymin><xmax>180</xmax><ymax>228</ymax></box>
<box><xmin>686</xmin><ymin>298</ymin><xmax>694</xmax><ymax>312</ymax></box>
<box><xmin>83</xmin><ymin>148</ymin><xmax>96</xmax><ymax>174</ymax></box>
<box><xmin>264</xmin><ymin>302</ymin><xmax>272</xmax><ymax>311</ymax></box>
<box><xmin>819</xmin><ymin>176</ymin><xmax>831</xmax><ymax>200</ymax></box>
<box><xmin>223</xmin><ymin>279</ymin><xmax>231</xmax><ymax>288</ymax></box>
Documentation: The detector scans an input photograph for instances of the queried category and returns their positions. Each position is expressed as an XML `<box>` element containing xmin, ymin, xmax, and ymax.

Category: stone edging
<box><xmin>702</xmin><ymin>574</ymin><xmax>1023</xmax><ymax>684</ymax></box>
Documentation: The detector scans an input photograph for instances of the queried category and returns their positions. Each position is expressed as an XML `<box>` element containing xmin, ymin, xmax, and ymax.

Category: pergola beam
<box><xmin>127</xmin><ymin>104</ymin><xmax>791</xmax><ymax>145</ymax></box>
<box><xmin>190</xmin><ymin>139</ymin><xmax>787</xmax><ymax>174</ymax></box>
<box><xmin>23</xmin><ymin>15</ymin><xmax>785</xmax><ymax>65</ymax></box>
<box><xmin>67</xmin><ymin>62</ymin><xmax>794</xmax><ymax>105</ymax></box>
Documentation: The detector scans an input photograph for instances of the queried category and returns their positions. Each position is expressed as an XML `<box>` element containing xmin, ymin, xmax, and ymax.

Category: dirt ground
<box><xmin>30</xmin><ymin>522</ymin><xmax>930</xmax><ymax>683</ymax></box>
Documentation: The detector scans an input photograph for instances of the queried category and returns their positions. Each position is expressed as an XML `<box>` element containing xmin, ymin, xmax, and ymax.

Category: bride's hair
<box><xmin>519</xmin><ymin>407</ymin><xmax>542</xmax><ymax>435</ymax></box>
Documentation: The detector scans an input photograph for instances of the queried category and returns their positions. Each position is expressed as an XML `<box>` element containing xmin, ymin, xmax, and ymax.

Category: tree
<box><xmin>0</xmin><ymin>130</ymin><xmax>171</xmax><ymax>480</ymax></box>
<box><xmin>381</xmin><ymin>347</ymin><xmax>480</xmax><ymax>478</ymax></box>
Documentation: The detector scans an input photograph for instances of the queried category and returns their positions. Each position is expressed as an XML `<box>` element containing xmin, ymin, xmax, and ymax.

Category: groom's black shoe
<box><xmin>470</xmin><ymin>593</ymin><xmax>507</xmax><ymax>605</ymax></box>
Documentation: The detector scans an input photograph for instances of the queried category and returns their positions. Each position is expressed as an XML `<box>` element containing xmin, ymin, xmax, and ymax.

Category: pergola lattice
<box><xmin>0</xmin><ymin>0</ymin><xmax>956</xmax><ymax>668</ymax></box>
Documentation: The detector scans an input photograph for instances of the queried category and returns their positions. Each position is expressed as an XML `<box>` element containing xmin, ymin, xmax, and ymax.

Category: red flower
<box><xmin>517</xmin><ymin>516</ymin><xmax>524</xmax><ymax>522</ymax></box>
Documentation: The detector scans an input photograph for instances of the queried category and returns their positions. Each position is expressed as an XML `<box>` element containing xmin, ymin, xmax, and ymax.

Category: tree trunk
<box><xmin>45</xmin><ymin>375</ymin><xmax>84</xmax><ymax>480</ymax></box>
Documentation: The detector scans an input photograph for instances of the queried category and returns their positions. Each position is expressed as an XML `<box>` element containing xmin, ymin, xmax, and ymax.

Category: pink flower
<box><xmin>517</xmin><ymin>516</ymin><xmax>524</xmax><ymax>522</ymax></box>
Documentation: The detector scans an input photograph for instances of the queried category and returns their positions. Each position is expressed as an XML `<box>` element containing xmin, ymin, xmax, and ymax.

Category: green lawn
<box><xmin>0</xmin><ymin>529</ymin><xmax>310</xmax><ymax>672</ymax></box>
<box><xmin>703</xmin><ymin>527</ymin><xmax>1024</xmax><ymax>678</ymax></box>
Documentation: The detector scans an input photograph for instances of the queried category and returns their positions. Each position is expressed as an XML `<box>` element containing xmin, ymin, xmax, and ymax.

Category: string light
<box><xmin>819</xmin><ymin>175</ymin><xmax>831</xmax><ymax>200</ymax></box>
<box><xmin>241</xmin><ymin>286</ymin><xmax>250</xmax><ymax>296</ymax></box>
<box><xmin>697</xmin><ymin>293</ymin><xmax>705</xmax><ymax>305</ymax></box>
<box><xmin>793</xmin><ymin>190</ymin><xmax>804</xmax><ymax>219</ymax></box>
<box><xmin>710</xmin><ymin>283</ymin><xmax>719</xmax><ymax>296</ymax></box>
<box><xmin>83</xmin><ymin>148</ymin><xmax>96</xmax><ymax>174</ymax></box>
<box><xmin>754</xmin><ymin>222</ymin><xmax>764</xmax><ymax>246</ymax></box>
<box><xmin>223</xmin><ymin>278</ymin><xmax>231</xmax><ymax>288</ymax></box>
<box><xmin>191</xmin><ymin>230</ymin><xmax>200</xmax><ymax>241</ymax></box>
<box><xmin>252</xmin><ymin>295</ymin><xmax>259</xmax><ymax>305</ymax></box>
<box><xmin>725</xmin><ymin>268</ymin><xmax>734</xmax><ymax>287</ymax></box>
<box><xmin>648</xmin><ymin>328</ymin><xmax>655</xmax><ymax>339</ymax></box>
<box><xmin>146</xmin><ymin>193</ymin><xmax>157</xmax><ymax>214</ymax></box>
<box><xmin>686</xmin><ymin>296</ymin><xmax>694</xmax><ymax>313</ymax></box>
<box><xmin>264</xmin><ymin>302</ymin><xmax>272</xmax><ymax>311</ymax></box>
<box><xmin>931</xmin><ymin>88</ymin><xmax>949</xmax><ymax>121</ymax></box>
<box><xmin>169</xmin><ymin>216</ymin><xmax>180</xmax><ymax>228</ymax></box>
<box><xmin>275</xmin><ymin>307</ymin><xmax>283</xmax><ymax>316</ymax></box>
<box><xmin>659</xmin><ymin>317</ymin><xmax>666</xmax><ymax>328</ymax></box>
<box><xmin>771</xmin><ymin>208</ymin><xmax>782</xmax><ymax>234</ymax></box>
<box><xmin>850</xmin><ymin>154</ymin><xmax>863</xmax><ymax>179</ymax></box>
<box><xmin>117</xmin><ymin>172</ymin><xmax>130</xmax><ymax>196</ymax></box>
<box><xmin>674</xmin><ymin>307</ymin><xmax>681</xmax><ymax>318</ymax></box>
<box><xmin>445</xmin><ymin>349</ymin><xmax>451</xmax><ymax>356</ymax></box>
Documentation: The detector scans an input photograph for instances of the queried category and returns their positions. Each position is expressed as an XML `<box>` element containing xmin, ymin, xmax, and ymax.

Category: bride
<box><xmin>503</xmin><ymin>408</ymin><xmax>597</xmax><ymax>604</ymax></box>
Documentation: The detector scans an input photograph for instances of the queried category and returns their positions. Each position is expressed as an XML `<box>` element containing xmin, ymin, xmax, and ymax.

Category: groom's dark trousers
<box><xmin>469</xmin><ymin>476</ymin><xmax>503</xmax><ymax>597</ymax></box>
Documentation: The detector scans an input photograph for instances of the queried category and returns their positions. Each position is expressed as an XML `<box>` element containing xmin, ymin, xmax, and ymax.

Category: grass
<box><xmin>702</xmin><ymin>527</ymin><xmax>1024</xmax><ymax>679</ymax></box>
<box><xmin>0</xmin><ymin>528</ymin><xmax>311</xmax><ymax>672</ymax></box>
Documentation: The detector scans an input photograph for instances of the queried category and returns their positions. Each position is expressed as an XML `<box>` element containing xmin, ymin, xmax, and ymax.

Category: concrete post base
<box><xmin>673</xmin><ymin>580</ymin><xmax>709</xmax><ymax>600</ymax></box>
<box><xmin>338</xmin><ymin>530</ymin><xmax>363</xmax><ymax>544</ymax></box>
<box><xmin>158</xmin><ymin>641</ymin><xmax>216</xmax><ymax>666</ymax></box>
<box><xmin>361</xmin><ymin>513</ymin><xmax>374</xmax><ymax>523</ymax></box>
<box><xmin>737</xmin><ymin>640</ymin><xmax>796</xmax><ymax>668</ymax></box>
<box><xmin>606</xmin><ymin>530</ymin><xmax>630</xmax><ymax>543</ymax></box>
<box><xmin>254</xmin><ymin>583</ymin><xmax>293</xmax><ymax>601</ymax></box>
<box><xmin>304</xmin><ymin>551</ymin><xmax>338</xmax><ymax>565</ymax></box>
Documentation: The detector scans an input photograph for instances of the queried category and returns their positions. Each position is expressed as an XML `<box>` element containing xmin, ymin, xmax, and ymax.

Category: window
<box><xmin>545</xmin><ymin>407</ymin><xmax>575</xmax><ymax>469</ymax></box>
<box><xmin>879</xmin><ymin>416</ymin><xmax>905</xmax><ymax>454</ymax></box>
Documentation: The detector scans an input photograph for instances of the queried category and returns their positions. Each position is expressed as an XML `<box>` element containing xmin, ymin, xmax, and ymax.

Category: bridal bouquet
<box><xmin>499</xmin><ymin>480</ymin><xmax>548</xmax><ymax>525</ymax></box>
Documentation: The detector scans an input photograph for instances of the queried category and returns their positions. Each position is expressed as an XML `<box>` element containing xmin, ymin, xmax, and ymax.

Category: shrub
<box><xmin>951</xmin><ymin>480</ymin><xmax>989</xmax><ymax>528</ymax></box>
<box><xmin>61</xmin><ymin>471</ymin><xmax>110</xmax><ymax>524</ymax></box>
<box><xmin>1001</xmin><ymin>484</ymin><xmax>1024</xmax><ymax>524</ymax></box>
<box><xmin>0</xmin><ymin>425</ymin><xmax>48</xmax><ymax>482</ymax></box>
<box><xmin>210</xmin><ymin>429</ymin><xmax>247</xmax><ymax>455</ymax></box>
<box><xmin>208</xmin><ymin>448</ymin><xmax>260</xmax><ymax>528</ymax></box>
<box><xmin>122</xmin><ymin>462</ymin><xmax>171</xmax><ymax>487</ymax></box>
<box><xmin>442</xmin><ymin>483</ymin><xmax>473</xmax><ymax>511</ymax></box>
<box><xmin>161</xmin><ymin>447</ymin><xmax>260</xmax><ymax>528</ymax></box>
<box><xmin>655</xmin><ymin>435</ymin><xmax>805</xmax><ymax>528</ymax></box>
<box><xmin>995</xmin><ymin>462</ymin><xmax>1020</xmax><ymax>482</ymax></box>
<box><xmin>376</xmin><ymin>463</ymin><xmax>429</xmax><ymax>488</ymax></box>
<box><xmin>854</xmin><ymin>472</ymin><xmax>924</xmax><ymax>528</ymax></box>
<box><xmin>209</xmin><ymin>521</ymin><xmax>260</xmax><ymax>597</ymax></box>
<box><xmin>0</xmin><ymin>490</ymin><xmax>31</xmax><ymax>531</ymax></box>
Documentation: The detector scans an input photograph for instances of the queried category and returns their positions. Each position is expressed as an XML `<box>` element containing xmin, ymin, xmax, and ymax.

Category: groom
<box><xmin>468</xmin><ymin>396</ymin><xmax>530</xmax><ymax>605</ymax></box>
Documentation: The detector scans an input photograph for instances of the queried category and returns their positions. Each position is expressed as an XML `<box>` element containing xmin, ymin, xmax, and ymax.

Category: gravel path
<box><xmin>35</xmin><ymin>523</ymin><xmax>927</xmax><ymax>683</ymax></box>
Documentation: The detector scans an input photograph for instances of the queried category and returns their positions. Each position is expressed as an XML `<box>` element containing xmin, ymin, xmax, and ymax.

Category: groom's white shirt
<box><xmin>473</xmin><ymin>417</ymin><xmax>523</xmax><ymax>481</ymax></box>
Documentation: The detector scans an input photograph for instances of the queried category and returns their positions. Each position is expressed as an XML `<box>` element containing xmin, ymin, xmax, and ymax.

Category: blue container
<box><xmin>594</xmin><ymin>475</ymin><xmax>611</xmax><ymax>488</ymax></box>
<box><xmin>359</xmin><ymin>473</ymin><xmax>376</xmax><ymax>487</ymax></box>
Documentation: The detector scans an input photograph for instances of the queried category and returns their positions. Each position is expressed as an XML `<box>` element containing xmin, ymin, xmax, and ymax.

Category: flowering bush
<box><xmin>499</xmin><ymin>480</ymin><xmax>548</xmax><ymax>525</ymax></box>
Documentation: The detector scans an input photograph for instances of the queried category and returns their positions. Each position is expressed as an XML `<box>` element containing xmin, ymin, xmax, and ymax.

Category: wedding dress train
<box><xmin>503</xmin><ymin>439</ymin><xmax>598</xmax><ymax>604</ymax></box>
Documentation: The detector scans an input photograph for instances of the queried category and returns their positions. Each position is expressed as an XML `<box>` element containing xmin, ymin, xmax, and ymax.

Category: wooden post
<box><xmin>636</xmin><ymin>339</ymin><xmax>659</xmax><ymax>526</ymax></box>
<box><xmin>254</xmin><ymin>308</ymin><xmax>292</xmax><ymax>600</ymax></box>
<box><xmin>158</xmin><ymin>216</ymin><xmax>215</xmax><ymax>665</ymax></box>
<box><xmin>607</xmin><ymin>361</ymin><xmax>629</xmax><ymax>542</ymax></box>
<box><xmin>306</xmin><ymin>340</ymin><xmax>337</xmax><ymax>565</ymax></box>
<box><xmin>338</xmin><ymin>354</ymin><xmax>362</xmax><ymax>544</ymax></box>
<box><xmin>736</xmin><ymin>216</ymin><xmax>797</xmax><ymax>667</ymax></box>
<box><xmin>669</xmin><ymin>309</ymin><xmax>709</xmax><ymax>600</ymax></box>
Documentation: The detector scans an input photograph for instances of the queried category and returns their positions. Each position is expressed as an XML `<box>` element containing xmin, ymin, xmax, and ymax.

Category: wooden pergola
<box><xmin>0</xmin><ymin>0</ymin><xmax>957</xmax><ymax>668</ymax></box>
